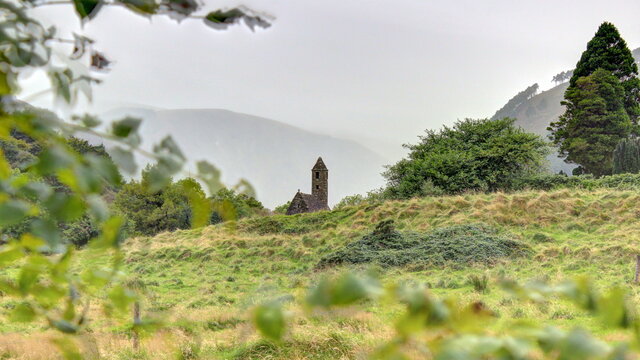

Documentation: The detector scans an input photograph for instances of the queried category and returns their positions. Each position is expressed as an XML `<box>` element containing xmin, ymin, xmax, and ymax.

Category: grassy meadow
<box><xmin>3</xmin><ymin>188</ymin><xmax>640</xmax><ymax>359</ymax></box>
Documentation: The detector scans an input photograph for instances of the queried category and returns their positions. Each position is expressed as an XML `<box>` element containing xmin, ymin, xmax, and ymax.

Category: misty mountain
<box><xmin>102</xmin><ymin>108</ymin><xmax>388</xmax><ymax>208</ymax></box>
<box><xmin>491</xmin><ymin>47</ymin><xmax>640</xmax><ymax>173</ymax></box>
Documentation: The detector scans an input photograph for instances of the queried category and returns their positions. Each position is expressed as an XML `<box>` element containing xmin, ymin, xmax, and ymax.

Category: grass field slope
<box><xmin>3</xmin><ymin>189</ymin><xmax>640</xmax><ymax>359</ymax></box>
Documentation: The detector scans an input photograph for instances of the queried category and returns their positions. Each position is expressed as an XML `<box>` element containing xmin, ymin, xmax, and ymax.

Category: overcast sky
<box><xmin>26</xmin><ymin>0</ymin><xmax>640</xmax><ymax>156</ymax></box>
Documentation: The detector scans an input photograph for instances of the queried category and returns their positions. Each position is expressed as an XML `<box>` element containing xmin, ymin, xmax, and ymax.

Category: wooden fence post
<box><xmin>133</xmin><ymin>301</ymin><xmax>140</xmax><ymax>350</ymax></box>
<box><xmin>635</xmin><ymin>255</ymin><xmax>640</xmax><ymax>284</ymax></box>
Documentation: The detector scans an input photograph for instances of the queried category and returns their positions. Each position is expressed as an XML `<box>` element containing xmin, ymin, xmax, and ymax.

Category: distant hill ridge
<box><xmin>102</xmin><ymin>108</ymin><xmax>387</xmax><ymax>208</ymax></box>
<box><xmin>491</xmin><ymin>47</ymin><xmax>640</xmax><ymax>173</ymax></box>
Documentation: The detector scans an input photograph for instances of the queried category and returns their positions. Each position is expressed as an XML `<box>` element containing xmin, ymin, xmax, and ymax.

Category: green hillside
<box><xmin>3</xmin><ymin>189</ymin><xmax>640</xmax><ymax>359</ymax></box>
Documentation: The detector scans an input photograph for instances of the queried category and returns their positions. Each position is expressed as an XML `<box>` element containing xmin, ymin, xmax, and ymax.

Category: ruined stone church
<box><xmin>286</xmin><ymin>157</ymin><xmax>330</xmax><ymax>215</ymax></box>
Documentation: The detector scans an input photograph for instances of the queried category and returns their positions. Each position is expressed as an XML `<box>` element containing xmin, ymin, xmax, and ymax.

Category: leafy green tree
<box><xmin>384</xmin><ymin>118</ymin><xmax>549</xmax><ymax>198</ymax></box>
<box><xmin>209</xmin><ymin>188</ymin><xmax>265</xmax><ymax>224</ymax></box>
<box><xmin>113</xmin><ymin>167</ymin><xmax>208</xmax><ymax>236</ymax></box>
<box><xmin>549</xmin><ymin>69</ymin><xmax>632</xmax><ymax>176</ymax></box>
<box><xmin>569</xmin><ymin>22</ymin><xmax>640</xmax><ymax>124</ymax></box>
<box><xmin>272</xmin><ymin>201</ymin><xmax>291</xmax><ymax>215</ymax></box>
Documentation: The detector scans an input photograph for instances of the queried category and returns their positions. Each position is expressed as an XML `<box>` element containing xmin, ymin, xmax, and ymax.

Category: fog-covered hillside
<box><xmin>102</xmin><ymin>108</ymin><xmax>387</xmax><ymax>208</ymax></box>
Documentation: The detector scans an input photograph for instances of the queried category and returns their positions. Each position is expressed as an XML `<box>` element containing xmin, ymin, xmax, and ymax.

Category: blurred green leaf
<box><xmin>19</xmin><ymin>234</ymin><xmax>45</xmax><ymax>251</ymax></box>
<box><xmin>204</xmin><ymin>7</ymin><xmax>272</xmax><ymax>31</ymax></box>
<box><xmin>62</xmin><ymin>299</ymin><xmax>76</xmax><ymax>321</ymax></box>
<box><xmin>48</xmin><ymin>69</ymin><xmax>73</xmax><ymax>103</ymax></box>
<box><xmin>253</xmin><ymin>301</ymin><xmax>286</xmax><ymax>341</ymax></box>
<box><xmin>87</xmin><ymin>194</ymin><xmax>109</xmax><ymax>222</ymax></box>
<box><xmin>72</xmin><ymin>114</ymin><xmax>101</xmax><ymax>128</ymax></box>
<box><xmin>116</xmin><ymin>0</ymin><xmax>158</xmax><ymax>14</ymax></box>
<box><xmin>111</xmin><ymin>117</ymin><xmax>141</xmax><ymax>138</ymax></box>
<box><xmin>306</xmin><ymin>273</ymin><xmax>381</xmax><ymax>308</ymax></box>
<box><xmin>0</xmin><ymin>67</ymin><xmax>13</xmax><ymax>95</ymax></box>
<box><xmin>34</xmin><ymin>145</ymin><xmax>74</xmax><ymax>175</ymax></box>
<box><xmin>556</xmin><ymin>328</ymin><xmax>609</xmax><ymax>360</ymax></box>
<box><xmin>109</xmin><ymin>146</ymin><xmax>137</xmax><ymax>175</ymax></box>
<box><xmin>72</xmin><ymin>0</ymin><xmax>102</xmax><ymax>20</ymax></box>
<box><xmin>31</xmin><ymin>218</ymin><xmax>62</xmax><ymax>248</ymax></box>
<box><xmin>599</xmin><ymin>287</ymin><xmax>632</xmax><ymax>329</ymax></box>
<box><xmin>0</xmin><ymin>149</ymin><xmax>11</xmax><ymax>178</ymax></box>
<box><xmin>233</xmin><ymin>178</ymin><xmax>256</xmax><ymax>198</ymax></box>
<box><xmin>94</xmin><ymin>216</ymin><xmax>124</xmax><ymax>248</ymax></box>
<box><xmin>0</xmin><ymin>200</ymin><xmax>31</xmax><ymax>227</ymax></box>
<box><xmin>10</xmin><ymin>303</ymin><xmax>36</xmax><ymax>322</ymax></box>
<box><xmin>87</xmin><ymin>154</ymin><xmax>121</xmax><ymax>186</ymax></box>
<box><xmin>179</xmin><ymin>178</ymin><xmax>212</xmax><ymax>228</ymax></box>
<box><xmin>43</xmin><ymin>193</ymin><xmax>85</xmax><ymax>222</ymax></box>
<box><xmin>19</xmin><ymin>263</ymin><xmax>42</xmax><ymax>294</ymax></box>
<box><xmin>197</xmin><ymin>160</ymin><xmax>223</xmax><ymax>194</ymax></box>
<box><xmin>0</xmin><ymin>244</ymin><xmax>23</xmax><ymax>266</ymax></box>
<box><xmin>108</xmin><ymin>284</ymin><xmax>136</xmax><ymax>313</ymax></box>
<box><xmin>154</xmin><ymin>136</ymin><xmax>185</xmax><ymax>161</ymax></box>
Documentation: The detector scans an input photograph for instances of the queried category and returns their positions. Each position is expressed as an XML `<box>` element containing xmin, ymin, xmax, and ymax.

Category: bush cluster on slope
<box><xmin>318</xmin><ymin>220</ymin><xmax>529</xmax><ymax>268</ymax></box>
<box><xmin>512</xmin><ymin>173</ymin><xmax>640</xmax><ymax>191</ymax></box>
<box><xmin>383</xmin><ymin>118</ymin><xmax>549</xmax><ymax>199</ymax></box>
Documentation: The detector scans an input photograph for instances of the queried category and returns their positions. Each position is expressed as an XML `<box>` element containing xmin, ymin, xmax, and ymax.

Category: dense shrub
<box><xmin>512</xmin><ymin>173</ymin><xmax>640</xmax><ymax>191</ymax></box>
<box><xmin>272</xmin><ymin>201</ymin><xmax>290</xmax><ymax>214</ymax></box>
<box><xmin>114</xmin><ymin>168</ymin><xmax>202</xmax><ymax>236</ymax></box>
<box><xmin>209</xmin><ymin>188</ymin><xmax>266</xmax><ymax>224</ymax></box>
<box><xmin>383</xmin><ymin>118</ymin><xmax>549</xmax><ymax>198</ymax></box>
<box><xmin>61</xmin><ymin>216</ymin><xmax>99</xmax><ymax>247</ymax></box>
<box><xmin>318</xmin><ymin>220</ymin><xmax>529</xmax><ymax>268</ymax></box>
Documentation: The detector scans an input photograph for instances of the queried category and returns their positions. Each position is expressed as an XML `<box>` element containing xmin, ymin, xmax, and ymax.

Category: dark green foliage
<box><xmin>61</xmin><ymin>215</ymin><xmax>98</xmax><ymax>247</ymax></box>
<box><xmin>551</xmin><ymin>22</ymin><xmax>640</xmax><ymax>176</ymax></box>
<box><xmin>114</xmin><ymin>167</ymin><xmax>202</xmax><ymax>236</ymax></box>
<box><xmin>512</xmin><ymin>173</ymin><xmax>640</xmax><ymax>191</ymax></box>
<box><xmin>550</xmin><ymin>69</ymin><xmax>633</xmax><ymax>176</ymax></box>
<box><xmin>569</xmin><ymin>22</ymin><xmax>640</xmax><ymax>123</ymax></box>
<box><xmin>318</xmin><ymin>221</ymin><xmax>529</xmax><ymax>268</ymax></box>
<box><xmin>384</xmin><ymin>118</ymin><xmax>549</xmax><ymax>198</ymax></box>
<box><xmin>613</xmin><ymin>137</ymin><xmax>640</xmax><ymax>174</ymax></box>
<box><xmin>272</xmin><ymin>201</ymin><xmax>290</xmax><ymax>215</ymax></box>
<box><xmin>491</xmin><ymin>84</ymin><xmax>539</xmax><ymax>120</ymax></box>
<box><xmin>209</xmin><ymin>188</ymin><xmax>265</xmax><ymax>224</ymax></box>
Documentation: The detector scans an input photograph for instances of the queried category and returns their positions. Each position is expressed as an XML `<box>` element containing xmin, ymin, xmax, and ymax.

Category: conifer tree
<box><xmin>569</xmin><ymin>22</ymin><xmax>640</xmax><ymax>123</ymax></box>
<box><xmin>549</xmin><ymin>22</ymin><xmax>640</xmax><ymax>176</ymax></box>
<box><xmin>613</xmin><ymin>137</ymin><xmax>640</xmax><ymax>174</ymax></box>
<box><xmin>550</xmin><ymin>69</ymin><xmax>632</xmax><ymax>176</ymax></box>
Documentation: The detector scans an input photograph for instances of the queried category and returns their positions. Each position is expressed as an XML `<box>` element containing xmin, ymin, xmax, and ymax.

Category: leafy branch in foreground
<box><xmin>250</xmin><ymin>273</ymin><xmax>639</xmax><ymax>359</ymax></box>
<box><xmin>0</xmin><ymin>0</ymin><xmax>269</xmax><ymax>357</ymax></box>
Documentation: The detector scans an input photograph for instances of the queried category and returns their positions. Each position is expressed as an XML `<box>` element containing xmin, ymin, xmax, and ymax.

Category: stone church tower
<box><xmin>311</xmin><ymin>157</ymin><xmax>328</xmax><ymax>209</ymax></box>
<box><xmin>285</xmin><ymin>157</ymin><xmax>330</xmax><ymax>215</ymax></box>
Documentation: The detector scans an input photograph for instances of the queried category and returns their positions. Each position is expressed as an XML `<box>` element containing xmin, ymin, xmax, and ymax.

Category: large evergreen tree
<box><xmin>549</xmin><ymin>69</ymin><xmax>632</xmax><ymax>176</ymax></box>
<box><xmin>569</xmin><ymin>22</ymin><xmax>640</xmax><ymax>123</ymax></box>
<box><xmin>549</xmin><ymin>22</ymin><xmax>640</xmax><ymax>176</ymax></box>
